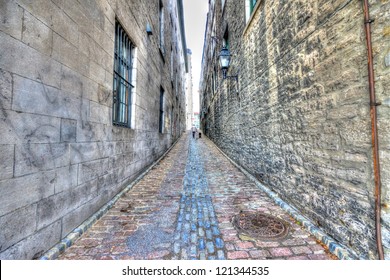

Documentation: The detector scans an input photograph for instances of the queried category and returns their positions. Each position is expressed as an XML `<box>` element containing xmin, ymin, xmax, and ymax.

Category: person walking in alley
<box><xmin>191</xmin><ymin>126</ymin><xmax>197</xmax><ymax>138</ymax></box>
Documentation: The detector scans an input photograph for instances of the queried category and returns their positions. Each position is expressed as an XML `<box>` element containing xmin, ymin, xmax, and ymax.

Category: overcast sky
<box><xmin>183</xmin><ymin>0</ymin><xmax>209</xmax><ymax>112</ymax></box>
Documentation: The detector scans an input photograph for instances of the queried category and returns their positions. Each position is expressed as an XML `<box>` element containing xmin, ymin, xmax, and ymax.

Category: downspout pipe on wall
<box><xmin>362</xmin><ymin>0</ymin><xmax>384</xmax><ymax>260</ymax></box>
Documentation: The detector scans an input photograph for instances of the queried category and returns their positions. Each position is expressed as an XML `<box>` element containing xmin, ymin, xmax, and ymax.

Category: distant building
<box><xmin>200</xmin><ymin>0</ymin><xmax>390</xmax><ymax>259</ymax></box>
<box><xmin>0</xmin><ymin>0</ymin><xmax>187</xmax><ymax>259</ymax></box>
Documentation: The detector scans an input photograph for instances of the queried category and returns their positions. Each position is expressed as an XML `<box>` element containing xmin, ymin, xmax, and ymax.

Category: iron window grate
<box><xmin>113</xmin><ymin>21</ymin><xmax>134</xmax><ymax>127</ymax></box>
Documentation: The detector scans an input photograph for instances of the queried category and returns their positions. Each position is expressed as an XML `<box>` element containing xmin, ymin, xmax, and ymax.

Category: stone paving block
<box><xmin>198</xmin><ymin>238</ymin><xmax>205</xmax><ymax>250</ymax></box>
<box><xmin>206</xmin><ymin>241</ymin><xmax>215</xmax><ymax>254</ymax></box>
<box><xmin>227</xmin><ymin>251</ymin><xmax>250</xmax><ymax>259</ymax></box>
<box><xmin>287</xmin><ymin>255</ymin><xmax>310</xmax><ymax>260</ymax></box>
<box><xmin>308</xmin><ymin>254</ymin><xmax>332</xmax><ymax>260</ymax></box>
<box><xmin>217</xmin><ymin>250</ymin><xmax>225</xmax><ymax>260</ymax></box>
<box><xmin>269</xmin><ymin>247</ymin><xmax>294</xmax><ymax>257</ymax></box>
<box><xmin>249</xmin><ymin>250</ymin><xmax>271</xmax><ymax>258</ymax></box>
<box><xmin>291</xmin><ymin>246</ymin><xmax>313</xmax><ymax>255</ymax></box>
<box><xmin>236</xmin><ymin>241</ymin><xmax>255</xmax><ymax>249</ymax></box>
<box><xmin>225</xmin><ymin>243</ymin><xmax>235</xmax><ymax>251</ymax></box>
<box><xmin>215</xmin><ymin>237</ymin><xmax>224</xmax><ymax>249</ymax></box>
<box><xmin>309</xmin><ymin>243</ymin><xmax>326</xmax><ymax>254</ymax></box>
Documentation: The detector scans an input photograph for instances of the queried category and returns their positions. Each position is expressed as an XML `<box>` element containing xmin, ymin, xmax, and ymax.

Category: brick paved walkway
<box><xmin>58</xmin><ymin>133</ymin><xmax>336</xmax><ymax>260</ymax></box>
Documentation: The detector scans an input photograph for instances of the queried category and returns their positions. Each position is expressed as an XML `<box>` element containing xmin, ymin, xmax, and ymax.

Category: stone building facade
<box><xmin>200</xmin><ymin>0</ymin><xmax>390</xmax><ymax>259</ymax></box>
<box><xmin>0</xmin><ymin>0</ymin><xmax>187</xmax><ymax>259</ymax></box>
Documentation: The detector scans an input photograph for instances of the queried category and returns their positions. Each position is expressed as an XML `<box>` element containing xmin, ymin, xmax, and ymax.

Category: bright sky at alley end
<box><xmin>183</xmin><ymin>0</ymin><xmax>209</xmax><ymax>113</ymax></box>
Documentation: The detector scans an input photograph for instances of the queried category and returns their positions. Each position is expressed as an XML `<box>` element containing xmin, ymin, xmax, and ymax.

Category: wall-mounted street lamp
<box><xmin>219</xmin><ymin>46</ymin><xmax>238</xmax><ymax>83</ymax></box>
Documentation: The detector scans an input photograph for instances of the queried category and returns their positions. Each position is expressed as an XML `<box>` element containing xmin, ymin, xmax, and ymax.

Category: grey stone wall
<box><xmin>201</xmin><ymin>0</ymin><xmax>390</xmax><ymax>259</ymax></box>
<box><xmin>0</xmin><ymin>0</ymin><xmax>187</xmax><ymax>259</ymax></box>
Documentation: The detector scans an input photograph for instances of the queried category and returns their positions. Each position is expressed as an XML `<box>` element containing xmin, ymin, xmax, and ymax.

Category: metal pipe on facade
<box><xmin>362</xmin><ymin>0</ymin><xmax>384</xmax><ymax>260</ymax></box>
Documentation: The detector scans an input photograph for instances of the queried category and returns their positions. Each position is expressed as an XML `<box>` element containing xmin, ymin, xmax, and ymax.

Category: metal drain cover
<box><xmin>233</xmin><ymin>211</ymin><xmax>289</xmax><ymax>241</ymax></box>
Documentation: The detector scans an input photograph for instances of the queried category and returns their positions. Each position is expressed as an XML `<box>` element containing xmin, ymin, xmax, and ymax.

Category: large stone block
<box><xmin>0</xmin><ymin>204</ymin><xmax>37</xmax><ymax>252</ymax></box>
<box><xmin>0</xmin><ymin>110</ymin><xmax>61</xmax><ymax>145</ymax></box>
<box><xmin>0</xmin><ymin>145</ymin><xmax>14</xmax><ymax>180</ymax></box>
<box><xmin>70</xmin><ymin>142</ymin><xmax>115</xmax><ymax>164</ymax></box>
<box><xmin>36</xmin><ymin>179</ymin><xmax>98</xmax><ymax>229</ymax></box>
<box><xmin>52</xmin><ymin>33</ymin><xmax>80</xmax><ymax>72</ymax></box>
<box><xmin>14</xmin><ymin>143</ymin><xmax>70</xmax><ymax>176</ymax></box>
<box><xmin>0</xmin><ymin>69</ymin><xmax>12</xmax><ymax>110</ymax></box>
<box><xmin>89</xmin><ymin>59</ymin><xmax>106</xmax><ymax>83</ymax></box>
<box><xmin>12</xmin><ymin>75</ymin><xmax>82</xmax><ymax>120</ymax></box>
<box><xmin>54</xmin><ymin>164</ymin><xmax>78</xmax><ymax>194</ymax></box>
<box><xmin>61</xmin><ymin>195</ymin><xmax>105</xmax><ymax>238</ymax></box>
<box><xmin>0</xmin><ymin>0</ymin><xmax>23</xmax><ymax>40</ymax></box>
<box><xmin>21</xmin><ymin>10</ymin><xmax>52</xmax><ymax>55</ymax></box>
<box><xmin>60</xmin><ymin>65</ymin><xmax>85</xmax><ymax>99</ymax></box>
<box><xmin>0</xmin><ymin>220</ymin><xmax>61</xmax><ymax>259</ymax></box>
<box><xmin>51</xmin><ymin>8</ymin><xmax>79</xmax><ymax>47</ymax></box>
<box><xmin>76</xmin><ymin>121</ymin><xmax>111</xmax><ymax>142</ymax></box>
<box><xmin>0</xmin><ymin>32</ymin><xmax>62</xmax><ymax>89</ymax></box>
<box><xmin>90</xmin><ymin>101</ymin><xmax>110</xmax><ymax>124</ymax></box>
<box><xmin>77</xmin><ymin>158</ymin><xmax>109</xmax><ymax>184</ymax></box>
<box><xmin>60</xmin><ymin>118</ymin><xmax>77</xmax><ymax>143</ymax></box>
<box><xmin>0</xmin><ymin>171</ymin><xmax>55</xmax><ymax>216</ymax></box>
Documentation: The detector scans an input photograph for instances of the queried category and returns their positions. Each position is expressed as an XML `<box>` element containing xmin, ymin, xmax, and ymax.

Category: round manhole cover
<box><xmin>233</xmin><ymin>211</ymin><xmax>289</xmax><ymax>241</ymax></box>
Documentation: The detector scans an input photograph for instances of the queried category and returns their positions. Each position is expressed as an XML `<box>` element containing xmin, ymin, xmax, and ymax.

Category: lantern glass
<box><xmin>219</xmin><ymin>47</ymin><xmax>231</xmax><ymax>70</ymax></box>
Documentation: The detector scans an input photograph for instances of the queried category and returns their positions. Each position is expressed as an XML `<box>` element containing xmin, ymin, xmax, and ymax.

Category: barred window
<box><xmin>113</xmin><ymin>21</ymin><xmax>134</xmax><ymax>127</ymax></box>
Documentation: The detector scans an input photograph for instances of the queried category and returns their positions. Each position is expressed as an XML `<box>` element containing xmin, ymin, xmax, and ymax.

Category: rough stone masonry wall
<box><xmin>370</xmin><ymin>0</ymin><xmax>390</xmax><ymax>259</ymax></box>
<box><xmin>0</xmin><ymin>0</ymin><xmax>185</xmax><ymax>259</ymax></box>
<box><xmin>206</xmin><ymin>0</ymin><xmax>390</xmax><ymax>259</ymax></box>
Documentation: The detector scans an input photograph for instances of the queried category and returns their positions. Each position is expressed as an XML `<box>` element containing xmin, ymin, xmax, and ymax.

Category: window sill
<box><xmin>113</xmin><ymin>122</ymin><xmax>133</xmax><ymax>130</ymax></box>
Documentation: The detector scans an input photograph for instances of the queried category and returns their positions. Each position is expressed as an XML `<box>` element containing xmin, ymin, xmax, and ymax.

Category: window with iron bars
<box><xmin>113</xmin><ymin>21</ymin><xmax>134</xmax><ymax>127</ymax></box>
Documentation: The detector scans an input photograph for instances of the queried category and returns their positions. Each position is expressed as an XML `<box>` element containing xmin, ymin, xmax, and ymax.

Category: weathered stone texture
<box><xmin>370</xmin><ymin>0</ymin><xmax>390</xmax><ymax>259</ymax></box>
<box><xmin>0</xmin><ymin>221</ymin><xmax>61</xmax><ymax>260</ymax></box>
<box><xmin>0</xmin><ymin>0</ymin><xmax>23</xmax><ymax>40</ymax></box>
<box><xmin>0</xmin><ymin>69</ymin><xmax>12</xmax><ymax>110</ymax></box>
<box><xmin>0</xmin><ymin>0</ymin><xmax>187</xmax><ymax>259</ymax></box>
<box><xmin>0</xmin><ymin>173</ymin><xmax>55</xmax><ymax>218</ymax></box>
<box><xmin>0</xmin><ymin>145</ymin><xmax>14</xmax><ymax>180</ymax></box>
<box><xmin>201</xmin><ymin>0</ymin><xmax>389</xmax><ymax>259</ymax></box>
<box><xmin>0</xmin><ymin>205</ymin><xmax>37</xmax><ymax>252</ymax></box>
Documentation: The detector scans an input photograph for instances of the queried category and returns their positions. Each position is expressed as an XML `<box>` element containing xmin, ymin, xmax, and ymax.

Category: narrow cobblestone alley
<box><xmin>57</xmin><ymin>134</ymin><xmax>336</xmax><ymax>260</ymax></box>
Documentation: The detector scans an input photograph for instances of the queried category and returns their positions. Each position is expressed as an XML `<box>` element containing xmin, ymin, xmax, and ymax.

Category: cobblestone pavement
<box><xmin>58</xmin><ymin>134</ymin><xmax>337</xmax><ymax>260</ymax></box>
